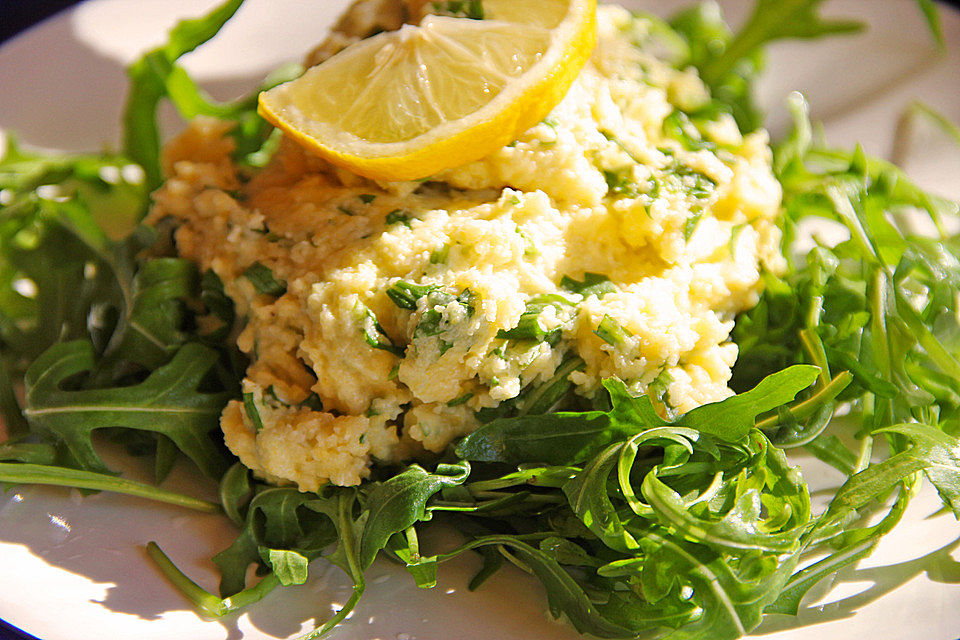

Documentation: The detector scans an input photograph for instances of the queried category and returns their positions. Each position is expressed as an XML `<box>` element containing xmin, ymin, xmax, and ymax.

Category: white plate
<box><xmin>2</xmin><ymin>1</ymin><xmax>960</xmax><ymax>639</ymax></box>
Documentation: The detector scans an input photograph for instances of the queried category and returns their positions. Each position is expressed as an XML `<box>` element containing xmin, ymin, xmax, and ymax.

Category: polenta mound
<box><xmin>148</xmin><ymin>6</ymin><xmax>783</xmax><ymax>490</ymax></box>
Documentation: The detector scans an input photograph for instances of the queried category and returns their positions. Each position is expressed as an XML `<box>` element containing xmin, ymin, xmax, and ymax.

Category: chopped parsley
<box><xmin>386</xmin><ymin>209</ymin><xmax>412</xmax><ymax>227</ymax></box>
<box><xmin>355</xmin><ymin>302</ymin><xmax>404</xmax><ymax>356</ymax></box>
<box><xmin>431</xmin><ymin>0</ymin><xmax>484</xmax><ymax>20</ymax></box>
<box><xmin>560</xmin><ymin>273</ymin><xmax>616</xmax><ymax>299</ymax></box>
<box><xmin>594</xmin><ymin>314</ymin><xmax>632</xmax><ymax>348</ymax></box>
<box><xmin>242</xmin><ymin>392</ymin><xmax>265</xmax><ymax>432</ymax></box>
<box><xmin>242</xmin><ymin>262</ymin><xmax>287</xmax><ymax>297</ymax></box>
<box><xmin>603</xmin><ymin>167</ymin><xmax>641</xmax><ymax>198</ymax></box>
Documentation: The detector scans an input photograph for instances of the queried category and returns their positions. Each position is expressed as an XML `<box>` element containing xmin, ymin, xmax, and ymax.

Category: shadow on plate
<box><xmin>755</xmin><ymin>532</ymin><xmax>960</xmax><ymax>635</ymax></box>
<box><xmin>0</xmin><ymin>444</ymin><xmax>358</xmax><ymax>640</ymax></box>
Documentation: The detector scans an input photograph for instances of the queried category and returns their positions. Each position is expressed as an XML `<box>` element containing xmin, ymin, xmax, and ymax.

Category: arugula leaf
<box><xmin>147</xmin><ymin>541</ymin><xmax>283</xmax><ymax>617</ymax></box>
<box><xmin>723</xmin><ymin>85</ymin><xmax>960</xmax><ymax>624</ymax></box>
<box><xmin>155</xmin><ymin>462</ymin><xmax>470</xmax><ymax>635</ymax></box>
<box><xmin>457</xmin><ymin>387</ymin><xmax>640</xmax><ymax>466</ymax></box>
<box><xmin>0</xmin><ymin>462</ymin><xmax>219</xmax><ymax>511</ymax></box>
<box><xmin>671</xmin><ymin>1</ymin><xmax>861</xmax><ymax>131</ymax></box>
<box><xmin>818</xmin><ymin>423</ymin><xmax>960</xmax><ymax>524</ymax></box>
<box><xmin>388</xmin><ymin>526</ymin><xmax>439</xmax><ymax>588</ymax></box>
<box><xmin>439</xmin><ymin>535</ymin><xmax>638</xmax><ymax>638</ymax></box>
<box><xmin>123</xmin><ymin>0</ymin><xmax>242</xmax><ymax>188</ymax></box>
<box><xmin>23</xmin><ymin>341</ymin><xmax>232</xmax><ymax>478</ymax></box>
<box><xmin>0</xmin><ymin>442</ymin><xmax>56</xmax><ymax>464</ymax></box>
<box><xmin>358</xmin><ymin>462</ymin><xmax>470</xmax><ymax>569</ymax></box>
<box><xmin>122</xmin><ymin>0</ymin><xmax>299</xmax><ymax>188</ymax></box>
<box><xmin>99</xmin><ymin>257</ymin><xmax>199</xmax><ymax>372</ymax></box>
<box><xmin>0</xmin><ymin>138</ymin><xmax>147</xmax><ymax>365</ymax></box>
<box><xmin>459</xmin><ymin>367</ymin><xmax>816</xmax><ymax>465</ymax></box>
<box><xmin>218</xmin><ymin>462</ymin><xmax>253</xmax><ymax>526</ymax></box>
<box><xmin>211</xmin><ymin>486</ymin><xmax>337</xmax><ymax>597</ymax></box>
<box><xmin>563</xmin><ymin>441</ymin><xmax>644</xmax><ymax>553</ymax></box>
<box><xmin>262</xmin><ymin>548</ymin><xmax>310</xmax><ymax>586</ymax></box>
<box><xmin>678</xmin><ymin>365</ymin><xmax>820</xmax><ymax>441</ymax></box>
<box><xmin>642</xmin><ymin>434</ymin><xmax>809</xmax><ymax>553</ymax></box>
<box><xmin>914</xmin><ymin>0</ymin><xmax>945</xmax><ymax>47</ymax></box>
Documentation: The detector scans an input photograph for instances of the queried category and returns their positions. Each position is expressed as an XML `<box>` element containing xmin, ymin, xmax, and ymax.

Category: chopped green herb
<box><xmin>387</xmin><ymin>283</ymin><xmax>475</xmax><ymax>343</ymax></box>
<box><xmin>728</xmin><ymin>222</ymin><xmax>747</xmax><ymax>254</ymax></box>
<box><xmin>387</xmin><ymin>281</ymin><xmax>440</xmax><ymax>310</ymax></box>
<box><xmin>594</xmin><ymin>314</ymin><xmax>632</xmax><ymax>348</ymax></box>
<box><xmin>675</xmin><ymin>163</ymin><xmax>717</xmax><ymax>198</ymax></box>
<box><xmin>386</xmin><ymin>209</ymin><xmax>412</xmax><ymax>227</ymax></box>
<box><xmin>243</xmin><ymin>392</ymin><xmax>265</xmax><ymax>432</ymax></box>
<box><xmin>447</xmin><ymin>392</ymin><xmax>474</xmax><ymax>407</ymax></box>
<box><xmin>560</xmin><ymin>273</ymin><xmax>616</xmax><ymax>299</ymax></box>
<box><xmin>496</xmin><ymin>294</ymin><xmax>573</xmax><ymax>343</ymax></box>
<box><xmin>415</xmin><ymin>308</ymin><xmax>445</xmax><ymax>338</ymax></box>
<box><xmin>603</xmin><ymin>167</ymin><xmax>640</xmax><ymax>198</ymax></box>
<box><xmin>518</xmin><ymin>355</ymin><xmax>585</xmax><ymax>416</ymax></box>
<box><xmin>600</xmin><ymin>129</ymin><xmax>642</xmax><ymax>164</ymax></box>
<box><xmin>646</xmin><ymin>175</ymin><xmax>662</xmax><ymax>200</ymax></box>
<box><xmin>662</xmin><ymin>109</ymin><xmax>717</xmax><ymax>151</ymax></box>
<box><xmin>429</xmin><ymin>0</ymin><xmax>484</xmax><ymax>20</ymax></box>
<box><xmin>430</xmin><ymin>244</ymin><xmax>450</xmax><ymax>264</ymax></box>
<box><xmin>516</xmin><ymin>225</ymin><xmax>538</xmax><ymax>257</ymax></box>
<box><xmin>337</xmin><ymin>205</ymin><xmax>356</xmax><ymax>216</ymax></box>
<box><xmin>359</xmin><ymin>194</ymin><xmax>377</xmax><ymax>204</ymax></box>
<box><xmin>299</xmin><ymin>394</ymin><xmax>323</xmax><ymax>411</ymax></box>
<box><xmin>648</xmin><ymin>368</ymin><xmax>675</xmax><ymax>415</ymax></box>
<box><xmin>355</xmin><ymin>302</ymin><xmax>404</xmax><ymax>357</ymax></box>
<box><xmin>243</xmin><ymin>262</ymin><xmax>286</xmax><ymax>297</ymax></box>
<box><xmin>683</xmin><ymin>210</ymin><xmax>704</xmax><ymax>241</ymax></box>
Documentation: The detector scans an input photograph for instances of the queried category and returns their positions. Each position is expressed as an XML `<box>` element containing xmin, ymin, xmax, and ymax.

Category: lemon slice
<box><xmin>258</xmin><ymin>0</ymin><xmax>597</xmax><ymax>181</ymax></box>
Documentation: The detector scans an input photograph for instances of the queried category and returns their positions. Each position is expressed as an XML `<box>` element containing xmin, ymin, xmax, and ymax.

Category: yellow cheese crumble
<box><xmin>148</xmin><ymin>6</ymin><xmax>783</xmax><ymax>490</ymax></box>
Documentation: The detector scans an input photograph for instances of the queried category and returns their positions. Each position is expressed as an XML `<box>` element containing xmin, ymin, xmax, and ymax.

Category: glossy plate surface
<box><xmin>1</xmin><ymin>1</ymin><xmax>959</xmax><ymax>639</ymax></box>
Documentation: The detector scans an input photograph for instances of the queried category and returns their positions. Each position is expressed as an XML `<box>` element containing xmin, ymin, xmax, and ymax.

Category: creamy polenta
<box><xmin>148</xmin><ymin>5</ymin><xmax>783</xmax><ymax>490</ymax></box>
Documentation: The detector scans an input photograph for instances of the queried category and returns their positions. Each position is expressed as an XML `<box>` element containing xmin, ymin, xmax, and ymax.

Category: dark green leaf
<box><xmin>358</xmin><ymin>462</ymin><xmax>469</xmax><ymax>569</ymax></box>
<box><xmin>678</xmin><ymin>365</ymin><xmax>820</xmax><ymax>441</ymax></box>
<box><xmin>23</xmin><ymin>340</ymin><xmax>231</xmax><ymax>478</ymax></box>
<box><xmin>243</xmin><ymin>261</ymin><xmax>286</xmax><ymax>297</ymax></box>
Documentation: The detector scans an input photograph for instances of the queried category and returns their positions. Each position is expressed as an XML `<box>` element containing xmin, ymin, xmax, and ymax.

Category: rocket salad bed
<box><xmin>2</xmin><ymin>1</ymin><xmax>960</xmax><ymax>639</ymax></box>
